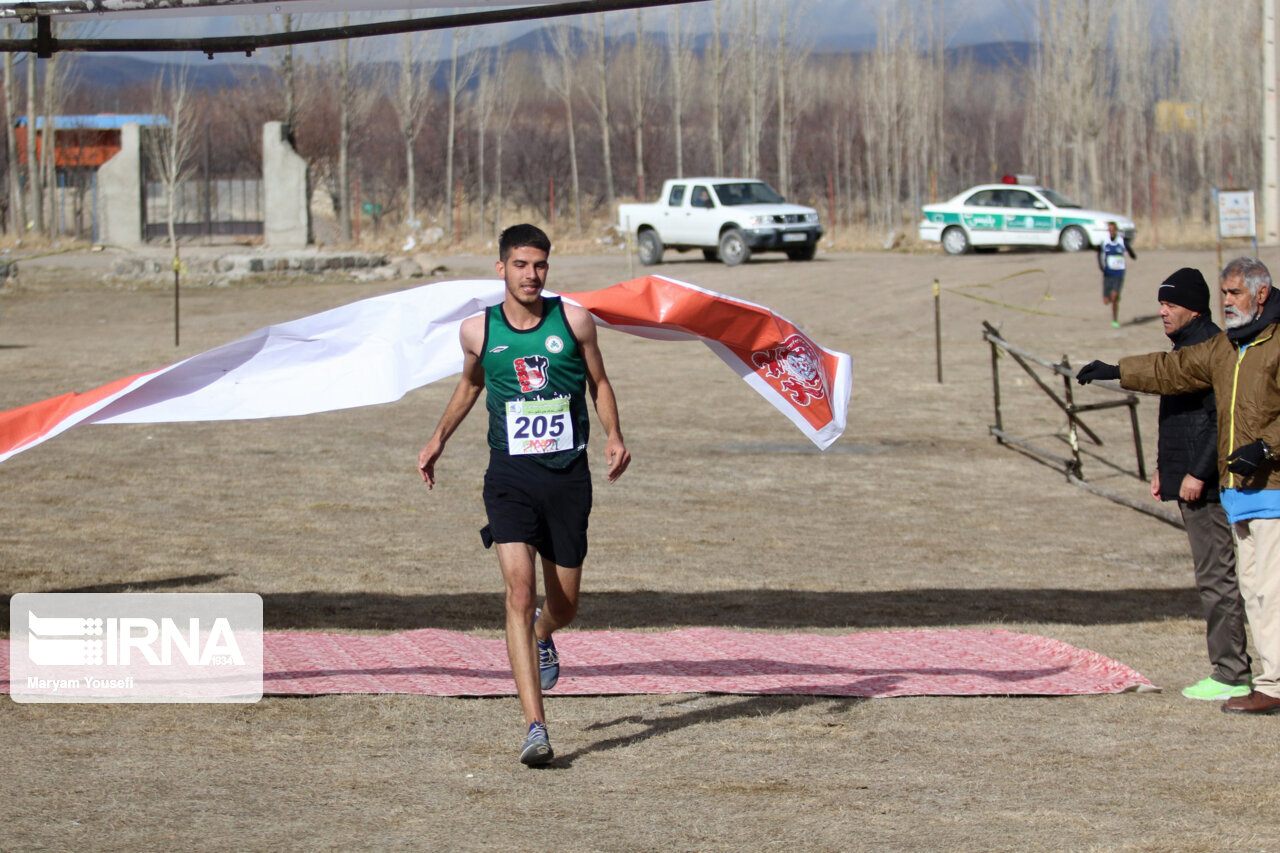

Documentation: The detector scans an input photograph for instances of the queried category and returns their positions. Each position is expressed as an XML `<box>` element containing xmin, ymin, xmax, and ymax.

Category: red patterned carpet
<box><xmin>1</xmin><ymin>628</ymin><xmax>1157</xmax><ymax>698</ymax></box>
<box><xmin>256</xmin><ymin>627</ymin><xmax>1155</xmax><ymax>697</ymax></box>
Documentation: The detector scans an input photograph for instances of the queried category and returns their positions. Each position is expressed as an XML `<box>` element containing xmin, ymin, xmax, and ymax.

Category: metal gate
<box><xmin>143</xmin><ymin>175</ymin><xmax>263</xmax><ymax>240</ymax></box>
<box><xmin>141</xmin><ymin>127</ymin><xmax>263</xmax><ymax>241</ymax></box>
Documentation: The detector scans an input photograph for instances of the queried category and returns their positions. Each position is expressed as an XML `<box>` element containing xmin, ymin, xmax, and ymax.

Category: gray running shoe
<box><xmin>535</xmin><ymin>608</ymin><xmax>560</xmax><ymax>691</ymax></box>
<box><xmin>519</xmin><ymin>721</ymin><xmax>554</xmax><ymax>766</ymax></box>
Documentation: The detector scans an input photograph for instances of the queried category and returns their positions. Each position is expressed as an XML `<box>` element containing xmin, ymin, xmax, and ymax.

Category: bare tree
<box><xmin>630</xmin><ymin>9</ymin><xmax>653</xmax><ymax>198</ymax></box>
<box><xmin>710</xmin><ymin>0</ymin><xmax>727</xmax><ymax>175</ymax></box>
<box><xmin>445</xmin><ymin>27</ymin><xmax>482</xmax><ymax>241</ymax></box>
<box><xmin>144</xmin><ymin>63</ymin><xmax>198</xmax><ymax>346</ymax></box>
<box><xmin>279</xmin><ymin>15</ymin><xmax>298</xmax><ymax>130</ymax></box>
<box><xmin>666</xmin><ymin>6</ymin><xmax>693</xmax><ymax>178</ymax></box>
<box><xmin>25</xmin><ymin>48</ymin><xmax>39</xmax><ymax>236</ymax></box>
<box><xmin>250</xmin><ymin>12</ymin><xmax>300</xmax><ymax>130</ymax></box>
<box><xmin>393</xmin><ymin>26</ymin><xmax>438</xmax><ymax>227</ymax></box>
<box><xmin>746</xmin><ymin>0</ymin><xmax>760</xmax><ymax>176</ymax></box>
<box><xmin>490</xmin><ymin>49</ymin><xmax>521</xmax><ymax>235</ymax></box>
<box><xmin>40</xmin><ymin>51</ymin><xmax>74</xmax><ymax>236</ymax></box>
<box><xmin>3</xmin><ymin>36</ymin><xmax>23</xmax><ymax>236</ymax></box>
<box><xmin>541</xmin><ymin>20</ymin><xmax>583</xmax><ymax>232</ymax></box>
<box><xmin>336</xmin><ymin>24</ymin><xmax>353</xmax><ymax>241</ymax></box>
<box><xmin>771</xmin><ymin>1</ymin><xmax>813</xmax><ymax>197</ymax></box>
<box><xmin>584</xmin><ymin>14</ymin><xmax>617</xmax><ymax>211</ymax></box>
<box><xmin>473</xmin><ymin>40</ymin><xmax>507</xmax><ymax>238</ymax></box>
<box><xmin>1111</xmin><ymin>0</ymin><xmax>1154</xmax><ymax>218</ymax></box>
<box><xmin>1172</xmin><ymin>0</ymin><xmax>1260</xmax><ymax>223</ymax></box>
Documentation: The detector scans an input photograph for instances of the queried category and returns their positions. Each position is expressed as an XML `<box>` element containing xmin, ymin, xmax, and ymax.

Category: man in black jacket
<box><xmin>1150</xmin><ymin>268</ymin><xmax>1252</xmax><ymax>700</ymax></box>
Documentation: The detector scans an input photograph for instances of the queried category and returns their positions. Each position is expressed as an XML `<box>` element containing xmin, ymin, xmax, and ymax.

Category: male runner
<box><xmin>1098</xmin><ymin>220</ymin><xmax>1138</xmax><ymax>327</ymax></box>
<box><xmin>417</xmin><ymin>224</ymin><xmax>630</xmax><ymax>765</ymax></box>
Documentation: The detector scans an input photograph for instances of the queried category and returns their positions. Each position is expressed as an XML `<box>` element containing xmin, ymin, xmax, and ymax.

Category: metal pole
<box><xmin>1061</xmin><ymin>355</ymin><xmax>1082</xmax><ymax>479</ymax></box>
<box><xmin>985</xmin><ymin>323</ymin><xmax>1004</xmax><ymax>443</ymax></box>
<box><xmin>1128</xmin><ymin>397</ymin><xmax>1148</xmax><ymax>481</ymax></box>
<box><xmin>934</xmin><ymin>279</ymin><xmax>942</xmax><ymax>383</ymax></box>
<box><xmin>173</xmin><ymin>262</ymin><xmax>180</xmax><ymax>347</ymax></box>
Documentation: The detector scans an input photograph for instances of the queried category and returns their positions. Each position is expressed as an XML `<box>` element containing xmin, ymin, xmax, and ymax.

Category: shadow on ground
<box><xmin>1</xmin><ymin>579</ymin><xmax>1199</xmax><ymax>632</ymax></box>
<box><xmin>549</xmin><ymin>694</ymin><xmax>864</xmax><ymax>769</ymax></box>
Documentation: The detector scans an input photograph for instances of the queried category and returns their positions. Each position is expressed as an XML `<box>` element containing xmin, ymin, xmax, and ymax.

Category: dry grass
<box><xmin>2</xmin><ymin>244</ymin><xmax>1279</xmax><ymax>852</ymax></box>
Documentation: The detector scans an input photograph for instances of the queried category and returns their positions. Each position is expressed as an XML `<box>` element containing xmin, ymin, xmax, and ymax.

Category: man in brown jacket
<box><xmin>1077</xmin><ymin>257</ymin><xmax>1280</xmax><ymax>715</ymax></box>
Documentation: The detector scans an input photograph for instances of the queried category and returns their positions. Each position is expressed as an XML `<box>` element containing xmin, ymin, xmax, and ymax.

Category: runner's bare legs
<box><xmin>496</xmin><ymin>543</ymin><xmax>581</xmax><ymax>726</ymax></box>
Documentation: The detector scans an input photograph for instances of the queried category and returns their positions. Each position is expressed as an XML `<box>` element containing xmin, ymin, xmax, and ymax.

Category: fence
<box><xmin>982</xmin><ymin>321</ymin><xmax>1181</xmax><ymax>528</ymax></box>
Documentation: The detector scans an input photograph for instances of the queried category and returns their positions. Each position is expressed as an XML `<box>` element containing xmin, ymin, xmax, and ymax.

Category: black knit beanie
<box><xmin>1157</xmin><ymin>268</ymin><xmax>1210</xmax><ymax>315</ymax></box>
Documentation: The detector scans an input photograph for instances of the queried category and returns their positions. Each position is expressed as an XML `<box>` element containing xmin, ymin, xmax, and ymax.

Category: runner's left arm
<box><xmin>568</xmin><ymin>305</ymin><xmax>630</xmax><ymax>482</ymax></box>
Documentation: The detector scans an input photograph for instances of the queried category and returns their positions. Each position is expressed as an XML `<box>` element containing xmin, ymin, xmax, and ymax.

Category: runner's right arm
<box><xmin>418</xmin><ymin>316</ymin><xmax>485</xmax><ymax>488</ymax></box>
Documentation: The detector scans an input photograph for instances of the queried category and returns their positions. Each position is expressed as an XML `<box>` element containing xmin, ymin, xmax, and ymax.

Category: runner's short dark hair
<box><xmin>499</xmin><ymin>224</ymin><xmax>551</xmax><ymax>261</ymax></box>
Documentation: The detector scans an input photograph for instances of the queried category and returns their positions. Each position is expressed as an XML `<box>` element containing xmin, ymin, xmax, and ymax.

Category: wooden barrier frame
<box><xmin>982</xmin><ymin>321</ymin><xmax>1181</xmax><ymax>528</ymax></box>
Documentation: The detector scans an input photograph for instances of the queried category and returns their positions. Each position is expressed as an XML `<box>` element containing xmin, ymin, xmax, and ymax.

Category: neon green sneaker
<box><xmin>1181</xmin><ymin>676</ymin><xmax>1251</xmax><ymax>701</ymax></box>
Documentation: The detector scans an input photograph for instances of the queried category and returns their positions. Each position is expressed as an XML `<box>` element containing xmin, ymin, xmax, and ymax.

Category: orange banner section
<box><xmin>0</xmin><ymin>371</ymin><xmax>153</xmax><ymax>458</ymax></box>
<box><xmin>568</xmin><ymin>276</ymin><xmax>839</xmax><ymax>432</ymax></box>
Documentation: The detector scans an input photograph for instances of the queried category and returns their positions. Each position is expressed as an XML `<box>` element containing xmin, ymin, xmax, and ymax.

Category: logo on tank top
<box><xmin>513</xmin><ymin>355</ymin><xmax>550</xmax><ymax>392</ymax></box>
<box><xmin>545</xmin><ymin>335</ymin><xmax>564</xmax><ymax>354</ymax></box>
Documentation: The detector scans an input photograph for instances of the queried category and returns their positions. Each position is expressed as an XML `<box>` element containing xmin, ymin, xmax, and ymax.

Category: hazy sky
<box><xmin>43</xmin><ymin>0</ymin><xmax>1040</xmax><ymax>59</ymax></box>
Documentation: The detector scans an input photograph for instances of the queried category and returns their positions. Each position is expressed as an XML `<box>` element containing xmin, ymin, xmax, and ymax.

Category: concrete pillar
<box><xmin>98</xmin><ymin>123</ymin><xmax>143</xmax><ymax>248</ymax></box>
<box><xmin>263</xmin><ymin>121</ymin><xmax>310</xmax><ymax>249</ymax></box>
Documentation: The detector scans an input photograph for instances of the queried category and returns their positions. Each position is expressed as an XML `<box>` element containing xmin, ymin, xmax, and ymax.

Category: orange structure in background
<box><xmin>14</xmin><ymin>114</ymin><xmax>167</xmax><ymax>169</ymax></box>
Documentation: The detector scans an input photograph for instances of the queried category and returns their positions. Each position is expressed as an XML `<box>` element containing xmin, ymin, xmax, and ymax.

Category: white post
<box><xmin>1264</xmin><ymin>0</ymin><xmax>1278</xmax><ymax>245</ymax></box>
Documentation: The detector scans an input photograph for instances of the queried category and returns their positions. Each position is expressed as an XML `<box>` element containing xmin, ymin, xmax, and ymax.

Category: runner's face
<box><xmin>497</xmin><ymin>246</ymin><xmax>549</xmax><ymax>306</ymax></box>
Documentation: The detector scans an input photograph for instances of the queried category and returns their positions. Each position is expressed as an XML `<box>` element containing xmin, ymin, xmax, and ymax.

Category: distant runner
<box><xmin>1097</xmin><ymin>220</ymin><xmax>1138</xmax><ymax>328</ymax></box>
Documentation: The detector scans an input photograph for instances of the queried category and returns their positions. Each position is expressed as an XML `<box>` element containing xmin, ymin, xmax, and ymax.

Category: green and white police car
<box><xmin>919</xmin><ymin>182</ymin><xmax>1136</xmax><ymax>255</ymax></box>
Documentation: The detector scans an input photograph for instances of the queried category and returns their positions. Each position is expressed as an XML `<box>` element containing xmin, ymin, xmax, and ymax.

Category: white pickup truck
<box><xmin>617</xmin><ymin>178</ymin><xmax>823</xmax><ymax>266</ymax></box>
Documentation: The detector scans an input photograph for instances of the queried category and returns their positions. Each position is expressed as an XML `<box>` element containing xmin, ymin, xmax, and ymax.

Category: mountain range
<box><xmin>52</xmin><ymin>29</ymin><xmax>1037</xmax><ymax>98</ymax></box>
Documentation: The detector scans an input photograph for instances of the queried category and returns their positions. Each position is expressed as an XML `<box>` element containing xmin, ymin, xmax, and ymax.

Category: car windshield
<box><xmin>1038</xmin><ymin>188</ymin><xmax>1081</xmax><ymax>209</ymax></box>
<box><xmin>713</xmin><ymin>182</ymin><xmax>785</xmax><ymax>206</ymax></box>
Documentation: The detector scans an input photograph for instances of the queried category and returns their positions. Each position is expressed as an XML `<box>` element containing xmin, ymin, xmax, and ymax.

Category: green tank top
<box><xmin>480</xmin><ymin>296</ymin><xmax>590</xmax><ymax>469</ymax></box>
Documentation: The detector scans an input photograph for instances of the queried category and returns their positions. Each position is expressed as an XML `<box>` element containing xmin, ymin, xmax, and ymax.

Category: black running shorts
<box><xmin>481</xmin><ymin>450</ymin><xmax>592</xmax><ymax>568</ymax></box>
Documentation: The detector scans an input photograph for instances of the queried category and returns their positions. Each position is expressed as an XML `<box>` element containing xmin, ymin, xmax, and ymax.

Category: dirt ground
<box><xmin>2</xmin><ymin>242</ymin><xmax>1279</xmax><ymax>852</ymax></box>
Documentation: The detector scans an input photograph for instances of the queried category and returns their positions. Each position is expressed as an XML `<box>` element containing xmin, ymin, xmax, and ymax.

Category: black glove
<box><xmin>1227</xmin><ymin>440</ymin><xmax>1271</xmax><ymax>477</ymax></box>
<box><xmin>1076</xmin><ymin>361</ymin><xmax>1120</xmax><ymax>385</ymax></box>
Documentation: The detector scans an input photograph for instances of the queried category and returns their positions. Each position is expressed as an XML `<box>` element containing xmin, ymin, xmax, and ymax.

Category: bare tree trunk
<box><xmin>3</xmin><ymin>34</ymin><xmax>23</xmax><ymax>237</ymax></box>
<box><xmin>542</xmin><ymin>22</ymin><xmax>582</xmax><ymax>232</ymax></box>
<box><xmin>145</xmin><ymin>65</ymin><xmax>197</xmax><ymax>346</ymax></box>
<box><xmin>25</xmin><ymin>51</ymin><xmax>40</xmax><ymax>236</ymax></box>
<box><xmin>589</xmin><ymin>16</ymin><xmax>616</xmax><ymax>210</ymax></box>
<box><xmin>41</xmin><ymin>52</ymin><xmax>57</xmax><ymax>236</ymax></box>
<box><xmin>775</xmin><ymin>9</ymin><xmax>788</xmax><ymax>195</ymax></box>
<box><xmin>712</xmin><ymin>0</ymin><xmax>725</xmax><ymax>175</ymax></box>
<box><xmin>282</xmin><ymin>15</ymin><xmax>296</xmax><ymax>130</ymax></box>
<box><xmin>747</xmin><ymin>0</ymin><xmax>760</xmax><ymax>176</ymax></box>
<box><xmin>632</xmin><ymin>9</ymin><xmax>647</xmax><ymax>198</ymax></box>
<box><xmin>931</xmin><ymin>0</ymin><xmax>945</xmax><ymax>201</ymax></box>
<box><xmin>403</xmin><ymin>34</ymin><xmax>418</xmax><ymax>226</ymax></box>
<box><xmin>445</xmin><ymin>31</ymin><xmax>458</xmax><ymax>238</ymax></box>
<box><xmin>668</xmin><ymin>7</ymin><xmax>686</xmax><ymax>178</ymax></box>
<box><xmin>444</xmin><ymin>29</ymin><xmax>480</xmax><ymax>239</ymax></box>
<box><xmin>394</xmin><ymin>28</ymin><xmax>436</xmax><ymax>227</ymax></box>
<box><xmin>338</xmin><ymin>22</ymin><xmax>352</xmax><ymax>242</ymax></box>
<box><xmin>476</xmin><ymin>71</ymin><xmax>487</xmax><ymax>236</ymax></box>
<box><xmin>492</xmin><ymin>50</ymin><xmax>516</xmax><ymax>236</ymax></box>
